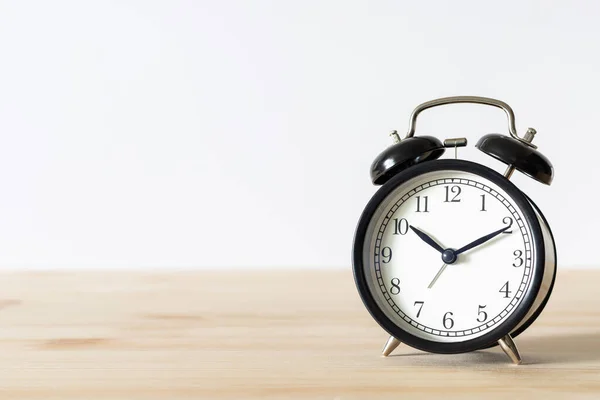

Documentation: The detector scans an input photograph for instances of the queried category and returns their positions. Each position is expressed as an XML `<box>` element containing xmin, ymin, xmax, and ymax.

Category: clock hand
<box><xmin>454</xmin><ymin>224</ymin><xmax>512</xmax><ymax>256</ymax></box>
<box><xmin>428</xmin><ymin>263</ymin><xmax>447</xmax><ymax>289</ymax></box>
<box><xmin>409</xmin><ymin>226</ymin><xmax>444</xmax><ymax>254</ymax></box>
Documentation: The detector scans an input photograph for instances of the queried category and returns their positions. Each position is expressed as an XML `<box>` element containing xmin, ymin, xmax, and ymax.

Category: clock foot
<box><xmin>498</xmin><ymin>334</ymin><xmax>522</xmax><ymax>365</ymax></box>
<box><xmin>381</xmin><ymin>336</ymin><xmax>401</xmax><ymax>357</ymax></box>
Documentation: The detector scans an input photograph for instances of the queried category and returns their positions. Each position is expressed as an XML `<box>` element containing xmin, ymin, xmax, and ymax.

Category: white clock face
<box><xmin>362</xmin><ymin>169</ymin><xmax>538</xmax><ymax>343</ymax></box>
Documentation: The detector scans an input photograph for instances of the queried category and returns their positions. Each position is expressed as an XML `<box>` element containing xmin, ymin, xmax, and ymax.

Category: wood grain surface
<box><xmin>0</xmin><ymin>269</ymin><xmax>598</xmax><ymax>399</ymax></box>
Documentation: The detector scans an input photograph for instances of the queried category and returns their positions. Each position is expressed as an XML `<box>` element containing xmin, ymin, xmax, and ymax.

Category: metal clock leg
<box><xmin>498</xmin><ymin>334</ymin><xmax>522</xmax><ymax>365</ymax></box>
<box><xmin>381</xmin><ymin>336</ymin><xmax>402</xmax><ymax>357</ymax></box>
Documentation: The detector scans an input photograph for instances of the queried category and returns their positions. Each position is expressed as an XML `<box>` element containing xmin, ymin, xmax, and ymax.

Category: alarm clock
<box><xmin>352</xmin><ymin>96</ymin><xmax>556</xmax><ymax>364</ymax></box>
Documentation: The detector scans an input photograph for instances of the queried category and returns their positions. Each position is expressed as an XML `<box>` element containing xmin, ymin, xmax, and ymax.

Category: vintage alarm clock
<box><xmin>352</xmin><ymin>96</ymin><xmax>556</xmax><ymax>364</ymax></box>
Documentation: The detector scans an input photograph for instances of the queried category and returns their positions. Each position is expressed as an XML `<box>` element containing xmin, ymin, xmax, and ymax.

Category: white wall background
<box><xmin>0</xmin><ymin>0</ymin><xmax>595</xmax><ymax>269</ymax></box>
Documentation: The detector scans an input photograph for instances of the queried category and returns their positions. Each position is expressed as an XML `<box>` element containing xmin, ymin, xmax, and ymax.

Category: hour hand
<box><xmin>409</xmin><ymin>225</ymin><xmax>444</xmax><ymax>254</ymax></box>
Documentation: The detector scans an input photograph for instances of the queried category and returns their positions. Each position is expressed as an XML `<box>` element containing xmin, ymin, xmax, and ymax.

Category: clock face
<box><xmin>354</xmin><ymin>160</ymin><xmax>544</xmax><ymax>352</ymax></box>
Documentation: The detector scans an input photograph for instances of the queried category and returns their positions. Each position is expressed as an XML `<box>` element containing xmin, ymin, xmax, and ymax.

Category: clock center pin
<box><xmin>441</xmin><ymin>249</ymin><xmax>457</xmax><ymax>264</ymax></box>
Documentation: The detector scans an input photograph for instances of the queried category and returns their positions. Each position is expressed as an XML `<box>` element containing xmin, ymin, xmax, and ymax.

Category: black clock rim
<box><xmin>352</xmin><ymin>159</ymin><xmax>545</xmax><ymax>354</ymax></box>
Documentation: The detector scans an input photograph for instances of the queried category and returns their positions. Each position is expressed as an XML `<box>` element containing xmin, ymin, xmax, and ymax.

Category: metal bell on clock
<box><xmin>476</xmin><ymin>129</ymin><xmax>554</xmax><ymax>185</ymax></box>
<box><xmin>370</xmin><ymin>133</ymin><xmax>445</xmax><ymax>185</ymax></box>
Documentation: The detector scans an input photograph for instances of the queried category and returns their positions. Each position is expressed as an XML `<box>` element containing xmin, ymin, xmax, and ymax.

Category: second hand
<box><xmin>428</xmin><ymin>263</ymin><xmax>448</xmax><ymax>289</ymax></box>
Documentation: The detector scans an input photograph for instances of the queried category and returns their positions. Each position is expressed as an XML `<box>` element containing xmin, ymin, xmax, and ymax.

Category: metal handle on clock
<box><xmin>405</xmin><ymin>96</ymin><xmax>535</xmax><ymax>148</ymax></box>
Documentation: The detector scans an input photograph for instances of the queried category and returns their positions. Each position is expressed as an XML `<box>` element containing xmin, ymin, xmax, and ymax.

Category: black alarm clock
<box><xmin>352</xmin><ymin>96</ymin><xmax>556</xmax><ymax>364</ymax></box>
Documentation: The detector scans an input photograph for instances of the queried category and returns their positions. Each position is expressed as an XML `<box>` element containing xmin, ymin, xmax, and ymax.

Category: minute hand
<box><xmin>454</xmin><ymin>225</ymin><xmax>511</xmax><ymax>256</ymax></box>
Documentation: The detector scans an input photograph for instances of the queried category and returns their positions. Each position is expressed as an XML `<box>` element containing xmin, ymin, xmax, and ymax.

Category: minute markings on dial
<box><xmin>373</xmin><ymin>177</ymin><xmax>532</xmax><ymax>337</ymax></box>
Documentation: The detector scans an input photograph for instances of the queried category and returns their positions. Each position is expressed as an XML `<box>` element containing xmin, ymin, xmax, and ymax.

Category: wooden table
<box><xmin>0</xmin><ymin>269</ymin><xmax>598</xmax><ymax>399</ymax></box>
